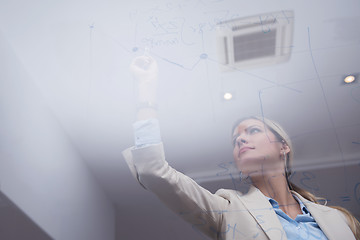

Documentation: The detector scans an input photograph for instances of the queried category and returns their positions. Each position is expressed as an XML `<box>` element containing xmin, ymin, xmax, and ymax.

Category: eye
<box><xmin>232</xmin><ymin>134</ymin><xmax>241</xmax><ymax>147</ymax></box>
<box><xmin>232</xmin><ymin>137</ymin><xmax>237</xmax><ymax>147</ymax></box>
<box><xmin>248</xmin><ymin>127</ymin><xmax>261</xmax><ymax>134</ymax></box>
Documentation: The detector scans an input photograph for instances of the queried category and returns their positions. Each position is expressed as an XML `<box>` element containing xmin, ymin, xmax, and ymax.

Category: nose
<box><xmin>235</xmin><ymin>135</ymin><xmax>248</xmax><ymax>147</ymax></box>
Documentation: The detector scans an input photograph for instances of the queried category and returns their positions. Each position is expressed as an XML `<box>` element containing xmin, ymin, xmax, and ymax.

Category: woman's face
<box><xmin>232</xmin><ymin>119</ymin><xmax>287</xmax><ymax>176</ymax></box>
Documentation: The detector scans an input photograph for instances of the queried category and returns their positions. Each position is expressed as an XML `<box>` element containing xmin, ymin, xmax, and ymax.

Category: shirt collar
<box><xmin>266</xmin><ymin>194</ymin><xmax>310</xmax><ymax>215</ymax></box>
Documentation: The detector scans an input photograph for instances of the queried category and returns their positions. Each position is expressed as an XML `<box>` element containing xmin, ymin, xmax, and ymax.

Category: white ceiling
<box><xmin>1</xmin><ymin>0</ymin><xmax>360</xmax><ymax>239</ymax></box>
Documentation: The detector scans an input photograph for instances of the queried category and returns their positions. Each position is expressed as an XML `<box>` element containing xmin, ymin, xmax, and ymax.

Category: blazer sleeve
<box><xmin>122</xmin><ymin>143</ymin><xmax>230</xmax><ymax>239</ymax></box>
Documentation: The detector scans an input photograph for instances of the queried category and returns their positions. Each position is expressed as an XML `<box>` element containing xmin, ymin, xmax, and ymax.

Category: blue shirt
<box><xmin>266</xmin><ymin>195</ymin><xmax>328</xmax><ymax>240</ymax></box>
<box><xmin>133</xmin><ymin>119</ymin><xmax>328</xmax><ymax>240</ymax></box>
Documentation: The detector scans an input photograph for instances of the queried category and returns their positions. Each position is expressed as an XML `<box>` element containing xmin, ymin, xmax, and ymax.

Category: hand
<box><xmin>130</xmin><ymin>55</ymin><xmax>158</xmax><ymax>102</ymax></box>
<box><xmin>130</xmin><ymin>55</ymin><xmax>158</xmax><ymax>85</ymax></box>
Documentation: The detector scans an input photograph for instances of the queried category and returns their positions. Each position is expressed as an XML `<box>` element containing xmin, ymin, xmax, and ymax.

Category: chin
<box><xmin>237</xmin><ymin>163</ymin><xmax>262</xmax><ymax>177</ymax></box>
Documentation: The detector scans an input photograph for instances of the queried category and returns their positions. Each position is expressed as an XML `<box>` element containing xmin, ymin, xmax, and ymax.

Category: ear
<box><xmin>280</xmin><ymin>141</ymin><xmax>291</xmax><ymax>154</ymax></box>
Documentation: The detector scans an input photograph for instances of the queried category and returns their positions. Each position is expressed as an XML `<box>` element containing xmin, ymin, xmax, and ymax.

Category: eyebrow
<box><xmin>232</xmin><ymin>124</ymin><xmax>263</xmax><ymax>139</ymax></box>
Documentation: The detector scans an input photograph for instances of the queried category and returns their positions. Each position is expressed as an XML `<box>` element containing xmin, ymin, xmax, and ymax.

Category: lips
<box><xmin>239</xmin><ymin>147</ymin><xmax>254</xmax><ymax>154</ymax></box>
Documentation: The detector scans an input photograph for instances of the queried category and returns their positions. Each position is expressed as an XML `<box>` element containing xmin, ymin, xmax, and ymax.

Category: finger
<box><xmin>132</xmin><ymin>57</ymin><xmax>152</xmax><ymax>70</ymax></box>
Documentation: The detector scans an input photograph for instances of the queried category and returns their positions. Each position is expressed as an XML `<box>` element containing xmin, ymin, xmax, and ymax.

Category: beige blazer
<box><xmin>122</xmin><ymin>143</ymin><xmax>355</xmax><ymax>240</ymax></box>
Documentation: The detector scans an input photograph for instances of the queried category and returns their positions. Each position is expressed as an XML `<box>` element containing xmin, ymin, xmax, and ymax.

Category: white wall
<box><xmin>0</xmin><ymin>31</ymin><xmax>114</xmax><ymax>240</ymax></box>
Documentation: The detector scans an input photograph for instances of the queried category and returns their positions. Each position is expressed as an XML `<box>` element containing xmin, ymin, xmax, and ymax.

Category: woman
<box><xmin>123</xmin><ymin>55</ymin><xmax>359</xmax><ymax>239</ymax></box>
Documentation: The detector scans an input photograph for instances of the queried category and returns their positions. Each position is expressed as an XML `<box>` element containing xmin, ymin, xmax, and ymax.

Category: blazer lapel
<box><xmin>238</xmin><ymin>186</ymin><xmax>287</xmax><ymax>240</ymax></box>
<box><xmin>292</xmin><ymin>192</ymin><xmax>355</xmax><ymax>240</ymax></box>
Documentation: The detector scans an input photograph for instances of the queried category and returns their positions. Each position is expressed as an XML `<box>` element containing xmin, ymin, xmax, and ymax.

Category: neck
<box><xmin>247</xmin><ymin>165</ymin><xmax>302</xmax><ymax>219</ymax></box>
<box><xmin>250</xmin><ymin>170</ymin><xmax>297</xmax><ymax>208</ymax></box>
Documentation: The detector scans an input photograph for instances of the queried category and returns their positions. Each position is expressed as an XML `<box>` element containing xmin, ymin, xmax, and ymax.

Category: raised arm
<box><xmin>123</xmin><ymin>55</ymin><xmax>230</xmax><ymax>239</ymax></box>
<box><xmin>130</xmin><ymin>55</ymin><xmax>158</xmax><ymax>121</ymax></box>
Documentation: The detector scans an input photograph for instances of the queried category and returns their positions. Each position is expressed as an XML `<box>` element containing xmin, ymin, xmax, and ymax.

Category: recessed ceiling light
<box><xmin>344</xmin><ymin>75</ymin><xmax>355</xmax><ymax>84</ymax></box>
<box><xmin>224</xmin><ymin>92</ymin><xmax>233</xmax><ymax>100</ymax></box>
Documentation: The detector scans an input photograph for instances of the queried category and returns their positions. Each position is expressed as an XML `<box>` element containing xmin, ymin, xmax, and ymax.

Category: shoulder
<box><xmin>292</xmin><ymin>191</ymin><xmax>350</xmax><ymax>223</ymax></box>
<box><xmin>215</xmin><ymin>185</ymin><xmax>267</xmax><ymax>203</ymax></box>
<box><xmin>292</xmin><ymin>191</ymin><xmax>334</xmax><ymax>212</ymax></box>
<box><xmin>214</xmin><ymin>188</ymin><xmax>245</xmax><ymax>202</ymax></box>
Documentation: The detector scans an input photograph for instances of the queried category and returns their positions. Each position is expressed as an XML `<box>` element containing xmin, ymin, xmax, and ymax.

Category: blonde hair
<box><xmin>232</xmin><ymin>116</ymin><xmax>360</xmax><ymax>238</ymax></box>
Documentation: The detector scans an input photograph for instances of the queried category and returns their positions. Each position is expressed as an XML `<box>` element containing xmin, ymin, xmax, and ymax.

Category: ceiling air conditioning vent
<box><xmin>216</xmin><ymin>11</ymin><xmax>294</xmax><ymax>71</ymax></box>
